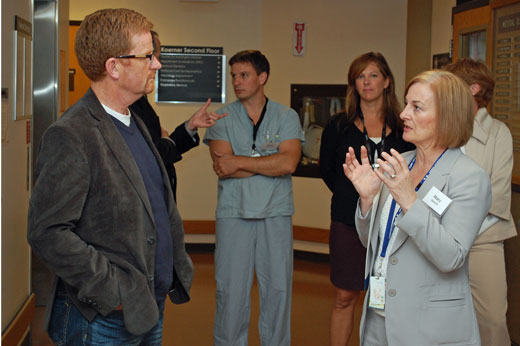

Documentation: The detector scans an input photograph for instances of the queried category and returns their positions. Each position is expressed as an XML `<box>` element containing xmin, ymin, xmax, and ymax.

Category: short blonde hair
<box><xmin>444</xmin><ymin>58</ymin><xmax>495</xmax><ymax>108</ymax></box>
<box><xmin>405</xmin><ymin>70</ymin><xmax>474</xmax><ymax>148</ymax></box>
<box><xmin>75</xmin><ymin>8</ymin><xmax>153</xmax><ymax>81</ymax></box>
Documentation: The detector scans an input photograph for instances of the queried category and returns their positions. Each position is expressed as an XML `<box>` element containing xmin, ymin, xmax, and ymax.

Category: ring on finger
<box><xmin>390</xmin><ymin>173</ymin><xmax>396</xmax><ymax>179</ymax></box>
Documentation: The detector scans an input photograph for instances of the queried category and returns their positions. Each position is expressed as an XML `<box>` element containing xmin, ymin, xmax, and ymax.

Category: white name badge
<box><xmin>423</xmin><ymin>186</ymin><xmax>452</xmax><ymax>216</ymax></box>
<box><xmin>368</xmin><ymin>276</ymin><xmax>385</xmax><ymax>310</ymax></box>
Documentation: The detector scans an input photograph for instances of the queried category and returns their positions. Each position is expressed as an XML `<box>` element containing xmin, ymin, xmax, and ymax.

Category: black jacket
<box><xmin>129</xmin><ymin>96</ymin><xmax>200</xmax><ymax>201</ymax></box>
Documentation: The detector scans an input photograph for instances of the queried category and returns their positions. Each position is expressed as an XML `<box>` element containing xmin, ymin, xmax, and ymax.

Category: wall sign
<box><xmin>293</xmin><ymin>22</ymin><xmax>307</xmax><ymax>56</ymax></box>
<box><xmin>156</xmin><ymin>46</ymin><xmax>225</xmax><ymax>103</ymax></box>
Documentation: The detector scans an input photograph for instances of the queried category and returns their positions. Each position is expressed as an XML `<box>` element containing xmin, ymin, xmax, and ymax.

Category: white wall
<box><xmin>1</xmin><ymin>0</ymin><xmax>33</xmax><ymax>331</ymax></box>
<box><xmin>69</xmin><ymin>0</ymin><xmax>409</xmax><ymax>230</ymax></box>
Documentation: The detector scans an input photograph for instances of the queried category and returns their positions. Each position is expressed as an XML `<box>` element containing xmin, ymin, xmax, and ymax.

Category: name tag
<box><xmin>368</xmin><ymin>276</ymin><xmax>385</xmax><ymax>310</ymax></box>
<box><xmin>423</xmin><ymin>186</ymin><xmax>452</xmax><ymax>216</ymax></box>
<box><xmin>262</xmin><ymin>141</ymin><xmax>278</xmax><ymax>151</ymax></box>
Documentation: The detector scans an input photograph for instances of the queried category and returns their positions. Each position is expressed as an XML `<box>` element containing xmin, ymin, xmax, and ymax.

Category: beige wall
<box><xmin>431</xmin><ymin>0</ymin><xmax>456</xmax><ymax>60</ymax></box>
<box><xmin>70</xmin><ymin>0</ymin><xmax>408</xmax><ymax>229</ymax></box>
<box><xmin>2</xmin><ymin>0</ymin><xmax>33</xmax><ymax>331</ymax></box>
<box><xmin>406</xmin><ymin>0</ymin><xmax>432</xmax><ymax>82</ymax></box>
<box><xmin>262</xmin><ymin>0</ymin><xmax>408</xmax><ymax>229</ymax></box>
<box><xmin>70</xmin><ymin>0</ymin><xmax>262</xmax><ymax>223</ymax></box>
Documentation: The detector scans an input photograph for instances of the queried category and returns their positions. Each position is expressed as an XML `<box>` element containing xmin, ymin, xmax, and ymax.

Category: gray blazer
<box><xmin>28</xmin><ymin>89</ymin><xmax>194</xmax><ymax>336</ymax></box>
<box><xmin>356</xmin><ymin>148</ymin><xmax>491</xmax><ymax>346</ymax></box>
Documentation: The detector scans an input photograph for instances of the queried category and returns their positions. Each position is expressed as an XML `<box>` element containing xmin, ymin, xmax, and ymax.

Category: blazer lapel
<box><xmin>362</xmin><ymin>185</ymin><xmax>384</xmax><ymax>280</ymax></box>
<box><xmin>389</xmin><ymin>148</ymin><xmax>459</xmax><ymax>256</ymax></box>
<box><xmin>371</xmin><ymin>187</ymin><xmax>389</xmax><ymax>254</ymax></box>
<box><xmin>368</xmin><ymin>149</ymin><xmax>414</xmax><ymax>260</ymax></box>
<box><xmin>382</xmin><ymin>151</ymin><xmax>415</xmax><ymax>256</ymax></box>
<box><xmin>83</xmin><ymin>89</ymin><xmax>156</xmax><ymax>224</ymax></box>
<box><xmin>471</xmin><ymin>108</ymin><xmax>492</xmax><ymax>145</ymax></box>
<box><xmin>465</xmin><ymin>108</ymin><xmax>492</xmax><ymax>161</ymax></box>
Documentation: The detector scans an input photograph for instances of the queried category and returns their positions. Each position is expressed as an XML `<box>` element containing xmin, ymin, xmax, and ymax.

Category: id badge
<box><xmin>368</xmin><ymin>276</ymin><xmax>385</xmax><ymax>310</ymax></box>
<box><xmin>262</xmin><ymin>141</ymin><xmax>278</xmax><ymax>151</ymax></box>
<box><xmin>422</xmin><ymin>186</ymin><xmax>452</xmax><ymax>216</ymax></box>
<box><xmin>251</xmin><ymin>149</ymin><xmax>261</xmax><ymax>157</ymax></box>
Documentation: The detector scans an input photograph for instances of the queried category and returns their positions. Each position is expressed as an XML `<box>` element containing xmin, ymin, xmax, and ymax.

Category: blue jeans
<box><xmin>48</xmin><ymin>292</ymin><xmax>165</xmax><ymax>345</ymax></box>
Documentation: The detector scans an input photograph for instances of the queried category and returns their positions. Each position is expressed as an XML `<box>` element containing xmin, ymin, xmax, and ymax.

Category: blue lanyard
<box><xmin>380</xmin><ymin>149</ymin><xmax>447</xmax><ymax>258</ymax></box>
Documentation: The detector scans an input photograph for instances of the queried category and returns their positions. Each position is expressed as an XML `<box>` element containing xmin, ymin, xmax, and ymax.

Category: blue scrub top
<box><xmin>203</xmin><ymin>99</ymin><xmax>305</xmax><ymax>219</ymax></box>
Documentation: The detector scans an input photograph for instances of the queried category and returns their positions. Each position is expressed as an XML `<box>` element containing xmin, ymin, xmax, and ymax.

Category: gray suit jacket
<box><xmin>28</xmin><ymin>89</ymin><xmax>194</xmax><ymax>335</ymax></box>
<box><xmin>356</xmin><ymin>148</ymin><xmax>491</xmax><ymax>346</ymax></box>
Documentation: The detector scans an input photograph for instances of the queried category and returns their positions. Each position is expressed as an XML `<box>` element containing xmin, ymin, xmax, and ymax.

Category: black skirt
<box><xmin>329</xmin><ymin>221</ymin><xmax>366</xmax><ymax>290</ymax></box>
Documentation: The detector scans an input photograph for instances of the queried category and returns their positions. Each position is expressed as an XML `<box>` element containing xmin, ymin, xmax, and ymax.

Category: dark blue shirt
<box><xmin>112</xmin><ymin>116</ymin><xmax>173</xmax><ymax>302</ymax></box>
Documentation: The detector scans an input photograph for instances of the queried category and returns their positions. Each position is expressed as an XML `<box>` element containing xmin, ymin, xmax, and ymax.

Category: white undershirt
<box><xmin>102</xmin><ymin>104</ymin><xmax>131</xmax><ymax>127</ymax></box>
<box><xmin>370</xmin><ymin>137</ymin><xmax>382</xmax><ymax>161</ymax></box>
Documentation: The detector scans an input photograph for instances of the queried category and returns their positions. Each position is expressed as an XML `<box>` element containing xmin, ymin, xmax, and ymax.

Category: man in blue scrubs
<box><xmin>204</xmin><ymin>50</ymin><xmax>304</xmax><ymax>346</ymax></box>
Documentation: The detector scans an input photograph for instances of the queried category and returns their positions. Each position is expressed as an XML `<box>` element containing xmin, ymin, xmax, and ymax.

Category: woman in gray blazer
<box><xmin>343</xmin><ymin>70</ymin><xmax>491</xmax><ymax>346</ymax></box>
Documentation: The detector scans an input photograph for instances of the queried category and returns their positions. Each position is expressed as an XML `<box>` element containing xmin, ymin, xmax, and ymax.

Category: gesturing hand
<box><xmin>373</xmin><ymin>149</ymin><xmax>417</xmax><ymax>212</ymax></box>
<box><xmin>187</xmin><ymin>98</ymin><xmax>227</xmax><ymax>131</ymax></box>
<box><xmin>343</xmin><ymin>146</ymin><xmax>382</xmax><ymax>212</ymax></box>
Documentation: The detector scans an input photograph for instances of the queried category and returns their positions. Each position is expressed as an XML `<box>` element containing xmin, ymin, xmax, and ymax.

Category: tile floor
<box><xmin>30</xmin><ymin>252</ymin><xmax>364</xmax><ymax>345</ymax></box>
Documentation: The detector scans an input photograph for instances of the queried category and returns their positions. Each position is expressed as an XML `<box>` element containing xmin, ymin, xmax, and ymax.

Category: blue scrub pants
<box><xmin>213</xmin><ymin>216</ymin><xmax>293</xmax><ymax>346</ymax></box>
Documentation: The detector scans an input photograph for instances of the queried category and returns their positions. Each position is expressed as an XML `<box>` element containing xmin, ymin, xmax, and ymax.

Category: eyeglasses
<box><xmin>114</xmin><ymin>53</ymin><xmax>155</xmax><ymax>64</ymax></box>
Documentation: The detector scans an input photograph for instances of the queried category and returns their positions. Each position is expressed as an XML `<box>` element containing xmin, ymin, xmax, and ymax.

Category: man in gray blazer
<box><xmin>27</xmin><ymin>8</ymin><xmax>193</xmax><ymax>345</ymax></box>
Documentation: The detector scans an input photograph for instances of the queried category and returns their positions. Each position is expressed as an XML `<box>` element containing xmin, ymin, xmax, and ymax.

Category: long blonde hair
<box><xmin>339</xmin><ymin>52</ymin><xmax>402</xmax><ymax>132</ymax></box>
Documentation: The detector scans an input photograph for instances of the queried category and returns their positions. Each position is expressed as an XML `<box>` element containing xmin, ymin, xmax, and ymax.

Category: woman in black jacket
<box><xmin>320</xmin><ymin>52</ymin><xmax>413</xmax><ymax>346</ymax></box>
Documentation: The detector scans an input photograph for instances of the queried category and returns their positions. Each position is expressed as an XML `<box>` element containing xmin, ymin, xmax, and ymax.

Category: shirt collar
<box><xmin>101</xmin><ymin>103</ymin><xmax>131</xmax><ymax>127</ymax></box>
<box><xmin>471</xmin><ymin>107</ymin><xmax>492</xmax><ymax>145</ymax></box>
